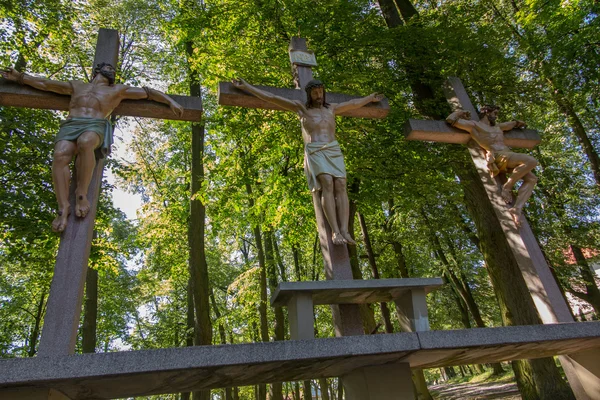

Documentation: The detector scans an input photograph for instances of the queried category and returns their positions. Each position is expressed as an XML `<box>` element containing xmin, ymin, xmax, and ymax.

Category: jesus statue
<box><xmin>232</xmin><ymin>78</ymin><xmax>383</xmax><ymax>245</ymax></box>
<box><xmin>1</xmin><ymin>64</ymin><xmax>183</xmax><ymax>232</ymax></box>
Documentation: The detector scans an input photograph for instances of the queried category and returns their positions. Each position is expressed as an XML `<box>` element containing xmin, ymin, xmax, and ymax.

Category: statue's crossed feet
<box><xmin>75</xmin><ymin>193</ymin><xmax>91</xmax><ymax>218</ymax></box>
<box><xmin>332</xmin><ymin>231</ymin><xmax>357</xmax><ymax>246</ymax></box>
<box><xmin>341</xmin><ymin>231</ymin><xmax>356</xmax><ymax>245</ymax></box>
<box><xmin>52</xmin><ymin>206</ymin><xmax>70</xmax><ymax>232</ymax></box>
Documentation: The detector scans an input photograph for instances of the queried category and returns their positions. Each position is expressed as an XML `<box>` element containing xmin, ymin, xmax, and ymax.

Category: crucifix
<box><xmin>405</xmin><ymin>77</ymin><xmax>600</xmax><ymax>399</ymax></box>
<box><xmin>0</xmin><ymin>29</ymin><xmax>202</xmax><ymax>364</ymax></box>
<box><xmin>219</xmin><ymin>37</ymin><xmax>389</xmax><ymax>338</ymax></box>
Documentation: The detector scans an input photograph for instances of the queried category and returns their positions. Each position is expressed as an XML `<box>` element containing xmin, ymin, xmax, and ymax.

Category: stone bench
<box><xmin>1</xmin><ymin>322</ymin><xmax>599</xmax><ymax>399</ymax></box>
<box><xmin>270</xmin><ymin>278</ymin><xmax>443</xmax><ymax>339</ymax></box>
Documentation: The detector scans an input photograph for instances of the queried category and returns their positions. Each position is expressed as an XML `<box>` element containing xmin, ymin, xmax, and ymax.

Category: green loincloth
<box><xmin>304</xmin><ymin>140</ymin><xmax>347</xmax><ymax>192</ymax></box>
<box><xmin>55</xmin><ymin>118</ymin><xmax>113</xmax><ymax>158</ymax></box>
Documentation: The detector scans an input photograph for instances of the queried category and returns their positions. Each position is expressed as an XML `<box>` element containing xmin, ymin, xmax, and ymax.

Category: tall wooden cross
<box><xmin>218</xmin><ymin>37</ymin><xmax>389</xmax><ymax>337</ymax></box>
<box><xmin>0</xmin><ymin>29</ymin><xmax>202</xmax><ymax>359</ymax></box>
<box><xmin>404</xmin><ymin>77</ymin><xmax>600</xmax><ymax>399</ymax></box>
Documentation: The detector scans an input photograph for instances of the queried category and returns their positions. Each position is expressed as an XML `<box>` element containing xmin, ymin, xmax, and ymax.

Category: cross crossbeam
<box><xmin>0</xmin><ymin>80</ymin><xmax>202</xmax><ymax>121</ymax></box>
<box><xmin>218</xmin><ymin>82</ymin><xmax>388</xmax><ymax>119</ymax></box>
<box><xmin>404</xmin><ymin>118</ymin><xmax>540</xmax><ymax>149</ymax></box>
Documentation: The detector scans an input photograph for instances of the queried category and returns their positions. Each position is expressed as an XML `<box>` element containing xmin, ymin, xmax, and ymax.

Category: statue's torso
<box><xmin>68</xmin><ymin>81</ymin><xmax>123</xmax><ymax>119</ymax></box>
<box><xmin>299</xmin><ymin>106</ymin><xmax>336</xmax><ymax>144</ymax></box>
<box><xmin>472</xmin><ymin>122</ymin><xmax>510</xmax><ymax>153</ymax></box>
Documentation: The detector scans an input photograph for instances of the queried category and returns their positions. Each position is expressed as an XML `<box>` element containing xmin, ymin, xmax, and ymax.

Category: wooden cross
<box><xmin>404</xmin><ymin>77</ymin><xmax>600</xmax><ymax>399</ymax></box>
<box><xmin>218</xmin><ymin>37</ymin><xmax>389</xmax><ymax>336</ymax></box>
<box><xmin>0</xmin><ymin>29</ymin><xmax>202</xmax><ymax>358</ymax></box>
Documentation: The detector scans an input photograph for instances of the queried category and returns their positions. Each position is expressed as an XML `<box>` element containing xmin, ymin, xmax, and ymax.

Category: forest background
<box><xmin>1</xmin><ymin>0</ymin><xmax>599</xmax><ymax>399</ymax></box>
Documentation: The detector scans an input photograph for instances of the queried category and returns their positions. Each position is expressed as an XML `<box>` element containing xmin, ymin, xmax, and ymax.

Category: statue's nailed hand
<box><xmin>0</xmin><ymin>67</ymin><xmax>20</xmax><ymax>82</ymax></box>
<box><xmin>457</xmin><ymin>109</ymin><xmax>471</xmax><ymax>120</ymax></box>
<box><xmin>170</xmin><ymin>101</ymin><xmax>184</xmax><ymax>117</ymax></box>
<box><xmin>514</xmin><ymin>120</ymin><xmax>527</xmax><ymax>129</ymax></box>
<box><xmin>371</xmin><ymin>93</ymin><xmax>384</xmax><ymax>102</ymax></box>
<box><xmin>232</xmin><ymin>78</ymin><xmax>247</xmax><ymax>88</ymax></box>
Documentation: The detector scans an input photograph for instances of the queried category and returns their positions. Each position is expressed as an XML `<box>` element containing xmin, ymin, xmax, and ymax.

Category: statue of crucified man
<box><xmin>446</xmin><ymin>105</ymin><xmax>538</xmax><ymax>227</ymax></box>
<box><xmin>1</xmin><ymin>64</ymin><xmax>184</xmax><ymax>232</ymax></box>
<box><xmin>232</xmin><ymin>78</ymin><xmax>383</xmax><ymax>245</ymax></box>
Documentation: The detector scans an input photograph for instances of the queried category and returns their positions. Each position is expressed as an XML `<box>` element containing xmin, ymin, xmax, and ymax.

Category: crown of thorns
<box><xmin>305</xmin><ymin>79</ymin><xmax>324</xmax><ymax>92</ymax></box>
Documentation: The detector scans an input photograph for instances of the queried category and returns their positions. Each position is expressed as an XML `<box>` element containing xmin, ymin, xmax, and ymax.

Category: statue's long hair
<box><xmin>305</xmin><ymin>79</ymin><xmax>330</xmax><ymax>108</ymax></box>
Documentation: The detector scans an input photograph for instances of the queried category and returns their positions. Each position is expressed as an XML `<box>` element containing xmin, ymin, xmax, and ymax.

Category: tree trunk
<box><xmin>181</xmin><ymin>280</ymin><xmax>195</xmax><ymax>400</ymax></box>
<box><xmin>319</xmin><ymin>379</ymin><xmax>330</xmax><ymax>400</ymax></box>
<box><xmin>444</xmin><ymin>367</ymin><xmax>456</xmax><ymax>379</ymax></box>
<box><xmin>548</xmin><ymin>79</ymin><xmax>600</xmax><ymax>189</ymax></box>
<box><xmin>186</xmin><ymin>41</ymin><xmax>212</xmax><ymax>400</ymax></box>
<box><xmin>210</xmin><ymin>290</ymin><xmax>234</xmax><ymax>400</ymax></box>
<box><xmin>82</xmin><ymin>267</ymin><xmax>97</xmax><ymax>354</ymax></box>
<box><xmin>293</xmin><ymin>246</ymin><xmax>302</xmax><ymax>281</ymax></box>
<box><xmin>246</xmin><ymin>182</ymin><xmax>269</xmax><ymax>400</ymax></box>
<box><xmin>265</xmin><ymin>231</ymin><xmax>284</xmax><ymax>400</ymax></box>
<box><xmin>358</xmin><ymin>212</ymin><xmax>394</xmax><ymax>333</ymax></box>
<box><xmin>386</xmin><ymin>199</ymin><xmax>410</xmax><ymax>278</ymax></box>
<box><xmin>303</xmin><ymin>380</ymin><xmax>311</xmax><ymax>400</ymax></box>
<box><xmin>28</xmin><ymin>290</ymin><xmax>47</xmax><ymax>357</ymax></box>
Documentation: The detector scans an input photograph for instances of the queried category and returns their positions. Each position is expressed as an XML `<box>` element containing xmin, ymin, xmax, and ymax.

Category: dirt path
<box><xmin>429</xmin><ymin>380</ymin><xmax>521</xmax><ymax>400</ymax></box>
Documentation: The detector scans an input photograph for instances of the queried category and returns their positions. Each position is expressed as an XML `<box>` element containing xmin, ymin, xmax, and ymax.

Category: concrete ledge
<box><xmin>218</xmin><ymin>82</ymin><xmax>389</xmax><ymax>119</ymax></box>
<box><xmin>404</xmin><ymin>119</ymin><xmax>541</xmax><ymax>149</ymax></box>
<box><xmin>411</xmin><ymin>322</ymin><xmax>600</xmax><ymax>368</ymax></box>
<box><xmin>0</xmin><ymin>333</ymin><xmax>420</xmax><ymax>399</ymax></box>
<box><xmin>0</xmin><ymin>80</ymin><xmax>203</xmax><ymax>122</ymax></box>
<box><xmin>1</xmin><ymin>322</ymin><xmax>598</xmax><ymax>399</ymax></box>
<box><xmin>271</xmin><ymin>278</ymin><xmax>443</xmax><ymax>306</ymax></box>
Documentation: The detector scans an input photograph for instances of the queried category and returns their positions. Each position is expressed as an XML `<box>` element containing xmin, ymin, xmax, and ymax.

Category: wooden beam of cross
<box><xmin>0</xmin><ymin>29</ymin><xmax>202</xmax><ymax>358</ymax></box>
<box><xmin>405</xmin><ymin>76</ymin><xmax>600</xmax><ymax>399</ymax></box>
<box><xmin>218</xmin><ymin>38</ymin><xmax>389</xmax><ymax>337</ymax></box>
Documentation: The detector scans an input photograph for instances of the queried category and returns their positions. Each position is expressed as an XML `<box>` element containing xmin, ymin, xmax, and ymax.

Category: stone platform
<box><xmin>271</xmin><ymin>277</ymin><xmax>443</xmax><ymax>306</ymax></box>
<box><xmin>1</xmin><ymin>322</ymin><xmax>599</xmax><ymax>399</ymax></box>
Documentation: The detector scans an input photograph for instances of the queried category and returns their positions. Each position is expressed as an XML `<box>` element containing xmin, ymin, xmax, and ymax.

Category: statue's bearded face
<box><xmin>99</xmin><ymin>65</ymin><xmax>115</xmax><ymax>85</ymax></box>
<box><xmin>310</xmin><ymin>87</ymin><xmax>324</xmax><ymax>106</ymax></box>
<box><xmin>486</xmin><ymin>109</ymin><xmax>498</xmax><ymax>126</ymax></box>
<box><xmin>93</xmin><ymin>63</ymin><xmax>116</xmax><ymax>85</ymax></box>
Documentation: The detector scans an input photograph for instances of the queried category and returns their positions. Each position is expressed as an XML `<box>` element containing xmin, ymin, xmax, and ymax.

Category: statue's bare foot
<box><xmin>332</xmin><ymin>232</ymin><xmax>346</xmax><ymax>245</ymax></box>
<box><xmin>75</xmin><ymin>194</ymin><xmax>90</xmax><ymax>218</ymax></box>
<box><xmin>508</xmin><ymin>207</ymin><xmax>523</xmax><ymax>227</ymax></box>
<box><xmin>500</xmin><ymin>185</ymin><xmax>513</xmax><ymax>203</ymax></box>
<box><xmin>52</xmin><ymin>207</ymin><xmax>70</xmax><ymax>232</ymax></box>
<box><xmin>341</xmin><ymin>232</ymin><xmax>356</xmax><ymax>245</ymax></box>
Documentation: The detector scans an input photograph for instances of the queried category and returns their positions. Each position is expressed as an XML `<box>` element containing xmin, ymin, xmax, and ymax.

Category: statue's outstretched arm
<box><xmin>123</xmin><ymin>86</ymin><xmax>183</xmax><ymax>117</ymax></box>
<box><xmin>333</xmin><ymin>93</ymin><xmax>383</xmax><ymax>115</ymax></box>
<box><xmin>1</xmin><ymin>67</ymin><xmax>72</xmax><ymax>95</ymax></box>
<box><xmin>232</xmin><ymin>78</ymin><xmax>303</xmax><ymax>112</ymax></box>
<box><xmin>498</xmin><ymin>120</ymin><xmax>527</xmax><ymax>131</ymax></box>
<box><xmin>446</xmin><ymin>110</ymin><xmax>475</xmax><ymax>132</ymax></box>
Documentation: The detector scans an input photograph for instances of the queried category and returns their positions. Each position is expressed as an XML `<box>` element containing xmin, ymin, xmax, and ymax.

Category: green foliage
<box><xmin>1</xmin><ymin>5</ymin><xmax>600</xmax><ymax>398</ymax></box>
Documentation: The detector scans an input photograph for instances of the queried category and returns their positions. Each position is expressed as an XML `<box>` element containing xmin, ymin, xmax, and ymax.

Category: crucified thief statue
<box><xmin>1</xmin><ymin>64</ymin><xmax>184</xmax><ymax>232</ymax></box>
<box><xmin>447</xmin><ymin>105</ymin><xmax>538</xmax><ymax>227</ymax></box>
<box><xmin>233</xmin><ymin>78</ymin><xmax>383</xmax><ymax>245</ymax></box>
